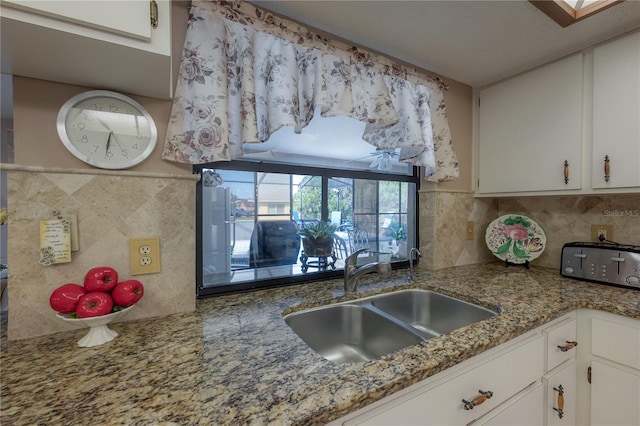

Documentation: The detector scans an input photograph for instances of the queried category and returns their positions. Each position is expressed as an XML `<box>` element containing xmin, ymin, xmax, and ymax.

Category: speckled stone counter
<box><xmin>2</xmin><ymin>262</ymin><xmax>640</xmax><ymax>425</ymax></box>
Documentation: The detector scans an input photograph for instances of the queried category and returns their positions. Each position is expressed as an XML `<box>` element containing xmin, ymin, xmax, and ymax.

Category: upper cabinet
<box><xmin>0</xmin><ymin>0</ymin><xmax>173</xmax><ymax>99</ymax></box>
<box><xmin>476</xmin><ymin>30</ymin><xmax>640</xmax><ymax>197</ymax></box>
<box><xmin>592</xmin><ymin>31</ymin><xmax>640</xmax><ymax>190</ymax></box>
<box><xmin>477</xmin><ymin>54</ymin><xmax>584</xmax><ymax>194</ymax></box>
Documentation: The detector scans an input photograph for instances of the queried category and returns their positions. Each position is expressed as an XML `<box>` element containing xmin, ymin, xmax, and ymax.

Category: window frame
<box><xmin>194</xmin><ymin>160</ymin><xmax>420</xmax><ymax>298</ymax></box>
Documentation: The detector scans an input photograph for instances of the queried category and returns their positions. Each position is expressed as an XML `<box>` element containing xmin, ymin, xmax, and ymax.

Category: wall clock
<box><xmin>56</xmin><ymin>90</ymin><xmax>157</xmax><ymax>169</ymax></box>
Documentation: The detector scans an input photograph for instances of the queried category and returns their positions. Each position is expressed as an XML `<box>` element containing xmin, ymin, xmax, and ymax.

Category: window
<box><xmin>195</xmin><ymin>112</ymin><xmax>420</xmax><ymax>296</ymax></box>
<box><xmin>196</xmin><ymin>162</ymin><xmax>418</xmax><ymax>296</ymax></box>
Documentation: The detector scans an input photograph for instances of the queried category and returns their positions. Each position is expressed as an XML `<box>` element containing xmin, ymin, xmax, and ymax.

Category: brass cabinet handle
<box><xmin>462</xmin><ymin>389</ymin><xmax>493</xmax><ymax>410</ymax></box>
<box><xmin>557</xmin><ymin>340</ymin><xmax>578</xmax><ymax>352</ymax></box>
<box><xmin>604</xmin><ymin>155</ymin><xmax>610</xmax><ymax>183</ymax></box>
<box><xmin>553</xmin><ymin>384</ymin><xmax>565</xmax><ymax>419</ymax></box>
<box><xmin>150</xmin><ymin>0</ymin><xmax>159</xmax><ymax>29</ymax></box>
<box><xmin>564</xmin><ymin>160</ymin><xmax>569</xmax><ymax>184</ymax></box>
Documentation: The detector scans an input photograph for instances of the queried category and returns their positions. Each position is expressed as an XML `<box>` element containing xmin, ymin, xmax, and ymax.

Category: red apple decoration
<box><xmin>84</xmin><ymin>266</ymin><xmax>119</xmax><ymax>293</ymax></box>
<box><xmin>76</xmin><ymin>292</ymin><xmax>114</xmax><ymax>318</ymax></box>
<box><xmin>111</xmin><ymin>279</ymin><xmax>144</xmax><ymax>307</ymax></box>
<box><xmin>49</xmin><ymin>283</ymin><xmax>86</xmax><ymax>313</ymax></box>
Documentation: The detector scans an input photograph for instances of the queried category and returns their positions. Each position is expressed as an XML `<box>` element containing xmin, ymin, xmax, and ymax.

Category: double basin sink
<box><xmin>284</xmin><ymin>289</ymin><xmax>499</xmax><ymax>363</ymax></box>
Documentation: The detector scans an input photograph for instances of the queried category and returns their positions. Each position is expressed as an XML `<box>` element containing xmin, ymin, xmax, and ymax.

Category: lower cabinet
<box><xmin>543</xmin><ymin>360</ymin><xmax>577</xmax><ymax>425</ymax></box>
<box><xmin>330</xmin><ymin>310</ymin><xmax>639</xmax><ymax>426</ymax></box>
<box><xmin>472</xmin><ymin>381</ymin><xmax>544</xmax><ymax>426</ymax></box>
<box><xmin>332</xmin><ymin>333</ymin><xmax>544</xmax><ymax>425</ymax></box>
<box><xmin>590</xmin><ymin>360</ymin><xmax>640</xmax><ymax>426</ymax></box>
<box><xmin>586</xmin><ymin>311</ymin><xmax>640</xmax><ymax>426</ymax></box>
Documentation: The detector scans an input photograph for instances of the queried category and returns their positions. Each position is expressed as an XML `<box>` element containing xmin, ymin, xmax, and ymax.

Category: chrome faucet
<box><xmin>344</xmin><ymin>248</ymin><xmax>391</xmax><ymax>294</ymax></box>
<box><xmin>408</xmin><ymin>248</ymin><xmax>421</xmax><ymax>281</ymax></box>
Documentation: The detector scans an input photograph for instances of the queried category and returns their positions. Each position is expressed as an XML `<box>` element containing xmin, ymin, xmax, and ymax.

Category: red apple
<box><xmin>76</xmin><ymin>292</ymin><xmax>114</xmax><ymax>318</ymax></box>
<box><xmin>111</xmin><ymin>279</ymin><xmax>144</xmax><ymax>307</ymax></box>
<box><xmin>49</xmin><ymin>283</ymin><xmax>86</xmax><ymax>313</ymax></box>
<box><xmin>83</xmin><ymin>266</ymin><xmax>118</xmax><ymax>293</ymax></box>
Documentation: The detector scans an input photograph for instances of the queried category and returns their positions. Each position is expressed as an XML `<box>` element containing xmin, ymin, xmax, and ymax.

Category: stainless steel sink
<box><xmin>370</xmin><ymin>289</ymin><xmax>498</xmax><ymax>336</ymax></box>
<box><xmin>284</xmin><ymin>304</ymin><xmax>424</xmax><ymax>363</ymax></box>
<box><xmin>284</xmin><ymin>289</ymin><xmax>499</xmax><ymax>363</ymax></box>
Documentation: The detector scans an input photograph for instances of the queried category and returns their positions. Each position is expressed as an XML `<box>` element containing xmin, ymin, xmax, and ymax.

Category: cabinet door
<box><xmin>2</xmin><ymin>0</ymin><xmax>151</xmax><ymax>40</ymax></box>
<box><xmin>543</xmin><ymin>360</ymin><xmax>577</xmax><ymax>426</ymax></box>
<box><xmin>592</xmin><ymin>31</ymin><xmax>640</xmax><ymax>189</ymax></box>
<box><xmin>590</xmin><ymin>360</ymin><xmax>640</xmax><ymax>426</ymax></box>
<box><xmin>478</xmin><ymin>54</ymin><xmax>583</xmax><ymax>194</ymax></box>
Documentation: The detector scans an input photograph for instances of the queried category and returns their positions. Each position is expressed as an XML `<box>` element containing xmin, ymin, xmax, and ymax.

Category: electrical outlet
<box><xmin>130</xmin><ymin>237</ymin><xmax>161</xmax><ymax>275</ymax></box>
<box><xmin>591</xmin><ymin>224</ymin><xmax>613</xmax><ymax>242</ymax></box>
<box><xmin>465</xmin><ymin>221</ymin><xmax>475</xmax><ymax>240</ymax></box>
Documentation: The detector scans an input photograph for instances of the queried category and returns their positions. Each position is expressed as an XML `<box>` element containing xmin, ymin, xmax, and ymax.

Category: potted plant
<box><xmin>298</xmin><ymin>221</ymin><xmax>338</xmax><ymax>258</ymax></box>
<box><xmin>387</xmin><ymin>222</ymin><xmax>407</xmax><ymax>257</ymax></box>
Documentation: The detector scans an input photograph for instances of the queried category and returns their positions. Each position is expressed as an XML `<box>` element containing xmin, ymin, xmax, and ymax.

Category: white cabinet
<box><xmin>589</xmin><ymin>313</ymin><xmax>640</xmax><ymax>426</ymax></box>
<box><xmin>2</xmin><ymin>0</ymin><xmax>153</xmax><ymax>40</ymax></box>
<box><xmin>542</xmin><ymin>314</ymin><xmax>577</xmax><ymax>426</ymax></box>
<box><xmin>332</xmin><ymin>333</ymin><xmax>544</xmax><ymax>426</ymax></box>
<box><xmin>477</xmin><ymin>54</ymin><xmax>584</xmax><ymax>194</ymax></box>
<box><xmin>543</xmin><ymin>360</ymin><xmax>577</xmax><ymax>425</ymax></box>
<box><xmin>476</xmin><ymin>30</ymin><xmax>640</xmax><ymax>197</ymax></box>
<box><xmin>590</xmin><ymin>360</ymin><xmax>640</xmax><ymax>426</ymax></box>
<box><xmin>473</xmin><ymin>381</ymin><xmax>544</xmax><ymax>426</ymax></box>
<box><xmin>330</xmin><ymin>310</ymin><xmax>638</xmax><ymax>426</ymax></box>
<box><xmin>576</xmin><ymin>310</ymin><xmax>640</xmax><ymax>426</ymax></box>
<box><xmin>592</xmin><ymin>31</ymin><xmax>640</xmax><ymax>190</ymax></box>
<box><xmin>0</xmin><ymin>0</ymin><xmax>173</xmax><ymax>99</ymax></box>
<box><xmin>544</xmin><ymin>315</ymin><xmax>578</xmax><ymax>373</ymax></box>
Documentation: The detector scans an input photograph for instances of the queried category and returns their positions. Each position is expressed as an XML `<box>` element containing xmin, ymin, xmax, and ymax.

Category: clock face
<box><xmin>57</xmin><ymin>91</ymin><xmax>157</xmax><ymax>169</ymax></box>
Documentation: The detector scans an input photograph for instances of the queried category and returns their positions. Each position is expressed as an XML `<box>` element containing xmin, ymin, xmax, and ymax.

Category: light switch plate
<box><xmin>130</xmin><ymin>237</ymin><xmax>161</xmax><ymax>275</ymax></box>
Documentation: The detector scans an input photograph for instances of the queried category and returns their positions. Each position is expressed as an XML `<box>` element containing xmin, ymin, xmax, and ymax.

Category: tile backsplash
<box><xmin>421</xmin><ymin>192</ymin><xmax>640</xmax><ymax>271</ymax></box>
<box><xmin>6</xmin><ymin>167</ymin><xmax>196</xmax><ymax>340</ymax></box>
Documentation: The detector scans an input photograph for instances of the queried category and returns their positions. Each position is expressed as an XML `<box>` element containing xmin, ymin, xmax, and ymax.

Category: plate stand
<box><xmin>505</xmin><ymin>260</ymin><xmax>530</xmax><ymax>269</ymax></box>
<box><xmin>77</xmin><ymin>324</ymin><xmax>119</xmax><ymax>347</ymax></box>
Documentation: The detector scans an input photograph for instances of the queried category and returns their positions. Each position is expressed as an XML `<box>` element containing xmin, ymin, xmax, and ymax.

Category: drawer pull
<box><xmin>604</xmin><ymin>155</ymin><xmax>610</xmax><ymax>183</ymax></box>
<box><xmin>564</xmin><ymin>160</ymin><xmax>569</xmax><ymax>184</ymax></box>
<box><xmin>462</xmin><ymin>389</ymin><xmax>493</xmax><ymax>410</ymax></box>
<box><xmin>553</xmin><ymin>384</ymin><xmax>565</xmax><ymax>419</ymax></box>
<box><xmin>558</xmin><ymin>340</ymin><xmax>578</xmax><ymax>352</ymax></box>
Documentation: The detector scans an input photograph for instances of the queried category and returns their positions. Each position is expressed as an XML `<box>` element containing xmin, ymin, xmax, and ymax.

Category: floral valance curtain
<box><xmin>162</xmin><ymin>0</ymin><xmax>459</xmax><ymax>182</ymax></box>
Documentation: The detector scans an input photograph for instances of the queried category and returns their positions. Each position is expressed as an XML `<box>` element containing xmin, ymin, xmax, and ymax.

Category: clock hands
<box><xmin>106</xmin><ymin>131</ymin><xmax>112</xmax><ymax>157</ymax></box>
<box><xmin>96</xmin><ymin>115</ymin><xmax>127</xmax><ymax>158</ymax></box>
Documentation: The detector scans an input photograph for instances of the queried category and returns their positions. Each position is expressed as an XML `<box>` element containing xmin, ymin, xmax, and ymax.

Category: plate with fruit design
<box><xmin>485</xmin><ymin>214</ymin><xmax>546</xmax><ymax>264</ymax></box>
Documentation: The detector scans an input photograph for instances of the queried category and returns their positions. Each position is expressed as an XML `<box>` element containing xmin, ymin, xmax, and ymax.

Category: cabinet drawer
<box><xmin>471</xmin><ymin>381</ymin><xmax>544</xmax><ymax>426</ymax></box>
<box><xmin>346</xmin><ymin>335</ymin><xmax>543</xmax><ymax>425</ymax></box>
<box><xmin>544</xmin><ymin>317</ymin><xmax>577</xmax><ymax>372</ymax></box>
<box><xmin>592</xmin><ymin>317</ymin><xmax>640</xmax><ymax>369</ymax></box>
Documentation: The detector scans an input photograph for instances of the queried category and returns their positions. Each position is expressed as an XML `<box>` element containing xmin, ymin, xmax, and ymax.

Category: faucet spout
<box><xmin>408</xmin><ymin>248</ymin><xmax>421</xmax><ymax>281</ymax></box>
<box><xmin>344</xmin><ymin>248</ymin><xmax>391</xmax><ymax>294</ymax></box>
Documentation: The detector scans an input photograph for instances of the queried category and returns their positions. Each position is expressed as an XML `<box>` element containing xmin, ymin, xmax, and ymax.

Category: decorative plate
<box><xmin>485</xmin><ymin>214</ymin><xmax>546</xmax><ymax>264</ymax></box>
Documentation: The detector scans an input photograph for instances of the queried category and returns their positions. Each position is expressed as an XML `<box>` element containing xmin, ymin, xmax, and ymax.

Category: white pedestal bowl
<box><xmin>56</xmin><ymin>305</ymin><xmax>135</xmax><ymax>347</ymax></box>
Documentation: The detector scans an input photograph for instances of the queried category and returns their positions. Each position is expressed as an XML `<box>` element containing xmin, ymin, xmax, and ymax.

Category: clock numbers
<box><xmin>58</xmin><ymin>91</ymin><xmax>157</xmax><ymax>169</ymax></box>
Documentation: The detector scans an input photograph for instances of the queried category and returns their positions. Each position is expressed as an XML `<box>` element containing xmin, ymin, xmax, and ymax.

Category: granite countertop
<box><xmin>2</xmin><ymin>262</ymin><xmax>640</xmax><ymax>425</ymax></box>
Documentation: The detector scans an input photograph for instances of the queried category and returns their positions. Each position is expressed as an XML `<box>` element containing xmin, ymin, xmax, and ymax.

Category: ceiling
<box><xmin>251</xmin><ymin>0</ymin><xmax>640</xmax><ymax>88</ymax></box>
